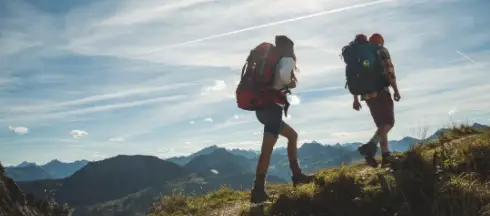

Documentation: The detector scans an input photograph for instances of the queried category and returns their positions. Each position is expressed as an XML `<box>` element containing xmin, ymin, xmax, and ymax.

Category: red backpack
<box><xmin>235</xmin><ymin>42</ymin><xmax>286</xmax><ymax>111</ymax></box>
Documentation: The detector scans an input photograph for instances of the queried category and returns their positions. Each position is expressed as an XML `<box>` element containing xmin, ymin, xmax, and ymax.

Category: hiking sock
<box><xmin>369</xmin><ymin>133</ymin><xmax>381</xmax><ymax>144</ymax></box>
<box><xmin>289</xmin><ymin>160</ymin><xmax>302</xmax><ymax>176</ymax></box>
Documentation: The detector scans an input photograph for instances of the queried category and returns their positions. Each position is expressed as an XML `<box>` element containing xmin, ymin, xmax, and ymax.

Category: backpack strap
<box><xmin>240</xmin><ymin>50</ymin><xmax>253</xmax><ymax>77</ymax></box>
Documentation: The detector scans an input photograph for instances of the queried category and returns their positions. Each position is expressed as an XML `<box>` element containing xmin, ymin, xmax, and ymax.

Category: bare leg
<box><xmin>255</xmin><ymin>135</ymin><xmax>278</xmax><ymax>177</ymax></box>
<box><xmin>378</xmin><ymin>124</ymin><xmax>393</xmax><ymax>153</ymax></box>
<box><xmin>280</xmin><ymin>122</ymin><xmax>301</xmax><ymax>175</ymax></box>
<box><xmin>280</xmin><ymin>122</ymin><xmax>314</xmax><ymax>186</ymax></box>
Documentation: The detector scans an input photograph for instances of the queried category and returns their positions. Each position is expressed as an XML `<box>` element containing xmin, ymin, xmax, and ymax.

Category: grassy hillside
<box><xmin>147</xmin><ymin>124</ymin><xmax>490</xmax><ymax>216</ymax></box>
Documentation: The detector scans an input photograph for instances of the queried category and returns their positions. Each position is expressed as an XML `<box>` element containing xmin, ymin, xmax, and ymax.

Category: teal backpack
<box><xmin>341</xmin><ymin>42</ymin><xmax>389</xmax><ymax>95</ymax></box>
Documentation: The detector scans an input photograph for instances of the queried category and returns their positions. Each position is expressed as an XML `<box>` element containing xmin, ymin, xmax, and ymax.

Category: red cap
<box><xmin>369</xmin><ymin>33</ymin><xmax>384</xmax><ymax>45</ymax></box>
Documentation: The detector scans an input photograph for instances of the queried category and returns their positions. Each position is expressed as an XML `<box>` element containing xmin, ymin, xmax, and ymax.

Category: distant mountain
<box><xmin>41</xmin><ymin>159</ymin><xmax>89</xmax><ymax>179</ymax></box>
<box><xmin>59</xmin><ymin>155</ymin><xmax>189</xmax><ymax>206</ymax></box>
<box><xmin>15</xmin><ymin>161</ymin><xmax>37</xmax><ymax>168</ymax></box>
<box><xmin>167</xmin><ymin>145</ymin><xmax>221</xmax><ymax>165</ymax></box>
<box><xmin>427</xmin><ymin>128</ymin><xmax>451</xmax><ymax>141</ymax></box>
<box><xmin>228</xmin><ymin>148</ymin><xmax>259</xmax><ymax>159</ymax></box>
<box><xmin>426</xmin><ymin>123</ymin><xmax>489</xmax><ymax>141</ymax></box>
<box><xmin>19</xmin><ymin>155</ymin><xmax>191</xmax><ymax>216</ymax></box>
<box><xmin>184</xmin><ymin>148</ymin><xmax>254</xmax><ymax>176</ymax></box>
<box><xmin>163</xmin><ymin>127</ymin><xmax>465</xmax><ymax>181</ymax></box>
<box><xmin>5</xmin><ymin>165</ymin><xmax>52</xmax><ymax>182</ymax></box>
<box><xmin>389</xmin><ymin>136</ymin><xmax>421</xmax><ymax>152</ymax></box>
<box><xmin>472</xmin><ymin>123</ymin><xmax>489</xmax><ymax>130</ymax></box>
<box><xmin>265</xmin><ymin>141</ymin><xmax>356</xmax><ymax>179</ymax></box>
<box><xmin>272</xmin><ymin>147</ymin><xmax>288</xmax><ymax>155</ymax></box>
<box><xmin>184</xmin><ymin>148</ymin><xmax>286</xmax><ymax>193</ymax></box>
<box><xmin>5</xmin><ymin>159</ymin><xmax>89</xmax><ymax>182</ymax></box>
<box><xmin>164</xmin><ymin>136</ymin><xmax>423</xmax><ymax>181</ymax></box>
<box><xmin>0</xmin><ymin>162</ymin><xmax>69</xmax><ymax>216</ymax></box>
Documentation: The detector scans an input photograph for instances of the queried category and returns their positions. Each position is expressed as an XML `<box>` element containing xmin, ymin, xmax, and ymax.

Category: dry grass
<box><xmin>148</xmin><ymin>124</ymin><xmax>490</xmax><ymax>216</ymax></box>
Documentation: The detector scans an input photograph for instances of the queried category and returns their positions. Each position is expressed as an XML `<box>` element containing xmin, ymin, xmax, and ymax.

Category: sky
<box><xmin>1</xmin><ymin>0</ymin><xmax>490</xmax><ymax>166</ymax></box>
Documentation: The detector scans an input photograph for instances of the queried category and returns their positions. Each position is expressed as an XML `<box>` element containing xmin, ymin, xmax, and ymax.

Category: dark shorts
<box><xmin>255</xmin><ymin>104</ymin><xmax>285</xmax><ymax>138</ymax></box>
<box><xmin>366</xmin><ymin>90</ymin><xmax>395</xmax><ymax>128</ymax></box>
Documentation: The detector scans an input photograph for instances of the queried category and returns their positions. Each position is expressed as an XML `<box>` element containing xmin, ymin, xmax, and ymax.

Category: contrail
<box><xmin>455</xmin><ymin>50</ymin><xmax>477</xmax><ymax>64</ymax></box>
<box><xmin>136</xmin><ymin>0</ymin><xmax>395</xmax><ymax>55</ymax></box>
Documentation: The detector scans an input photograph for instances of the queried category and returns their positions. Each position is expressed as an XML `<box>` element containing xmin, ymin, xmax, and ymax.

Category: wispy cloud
<box><xmin>455</xmin><ymin>50</ymin><xmax>477</xmax><ymax>64</ymax></box>
<box><xmin>109</xmin><ymin>137</ymin><xmax>125</xmax><ymax>142</ymax></box>
<box><xmin>6</xmin><ymin>83</ymin><xmax>199</xmax><ymax>113</ymax></box>
<box><xmin>137</xmin><ymin>0</ymin><xmax>396</xmax><ymax>54</ymax></box>
<box><xmin>1</xmin><ymin>0</ymin><xmax>489</xmax><ymax>165</ymax></box>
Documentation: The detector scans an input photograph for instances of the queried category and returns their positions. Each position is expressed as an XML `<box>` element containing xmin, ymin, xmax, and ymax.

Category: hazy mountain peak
<box><xmin>16</xmin><ymin>161</ymin><xmax>37</xmax><ymax>168</ymax></box>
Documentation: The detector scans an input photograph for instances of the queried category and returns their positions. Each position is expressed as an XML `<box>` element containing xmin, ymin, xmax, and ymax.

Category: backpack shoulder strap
<box><xmin>240</xmin><ymin>50</ymin><xmax>253</xmax><ymax>78</ymax></box>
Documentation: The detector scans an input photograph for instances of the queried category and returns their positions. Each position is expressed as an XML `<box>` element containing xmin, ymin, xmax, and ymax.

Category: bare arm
<box><xmin>353</xmin><ymin>94</ymin><xmax>359</xmax><ymax>101</ymax></box>
<box><xmin>379</xmin><ymin>47</ymin><xmax>399</xmax><ymax>93</ymax></box>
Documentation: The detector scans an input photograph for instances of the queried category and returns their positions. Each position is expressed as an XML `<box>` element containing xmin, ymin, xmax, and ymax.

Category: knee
<box><xmin>379</xmin><ymin>124</ymin><xmax>393</xmax><ymax>134</ymax></box>
<box><xmin>287</xmin><ymin>130</ymin><xmax>298</xmax><ymax>143</ymax></box>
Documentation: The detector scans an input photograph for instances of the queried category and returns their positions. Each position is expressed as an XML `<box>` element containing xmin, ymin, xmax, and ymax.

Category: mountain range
<box><xmin>9</xmin><ymin>123</ymin><xmax>489</xmax><ymax>216</ymax></box>
<box><xmin>17</xmin><ymin>151</ymin><xmax>286</xmax><ymax>216</ymax></box>
<box><xmin>5</xmin><ymin>159</ymin><xmax>89</xmax><ymax>182</ymax></box>
<box><xmin>8</xmin><ymin>123</ymin><xmax>489</xmax><ymax>183</ymax></box>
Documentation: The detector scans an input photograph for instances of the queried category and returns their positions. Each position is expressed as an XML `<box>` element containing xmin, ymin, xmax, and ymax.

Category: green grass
<box><xmin>148</xmin><ymin>124</ymin><xmax>490</xmax><ymax>216</ymax></box>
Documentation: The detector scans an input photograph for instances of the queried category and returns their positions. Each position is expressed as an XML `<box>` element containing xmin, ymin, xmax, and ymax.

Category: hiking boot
<box><xmin>250</xmin><ymin>187</ymin><xmax>270</xmax><ymax>203</ymax></box>
<box><xmin>358</xmin><ymin>142</ymin><xmax>378</xmax><ymax>168</ymax></box>
<box><xmin>291</xmin><ymin>173</ymin><xmax>315</xmax><ymax>188</ymax></box>
<box><xmin>381</xmin><ymin>152</ymin><xmax>398</xmax><ymax>168</ymax></box>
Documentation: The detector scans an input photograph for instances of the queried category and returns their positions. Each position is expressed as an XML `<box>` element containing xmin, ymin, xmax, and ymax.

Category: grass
<box><xmin>148</xmin><ymin>124</ymin><xmax>490</xmax><ymax>216</ymax></box>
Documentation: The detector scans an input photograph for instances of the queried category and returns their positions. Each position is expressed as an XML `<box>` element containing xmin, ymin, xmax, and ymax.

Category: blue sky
<box><xmin>1</xmin><ymin>0</ymin><xmax>490</xmax><ymax>166</ymax></box>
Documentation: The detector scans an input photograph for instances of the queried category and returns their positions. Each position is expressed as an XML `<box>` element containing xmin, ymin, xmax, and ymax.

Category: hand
<box><xmin>393</xmin><ymin>91</ymin><xmax>401</xmax><ymax>102</ymax></box>
<box><xmin>353</xmin><ymin>99</ymin><xmax>362</xmax><ymax>111</ymax></box>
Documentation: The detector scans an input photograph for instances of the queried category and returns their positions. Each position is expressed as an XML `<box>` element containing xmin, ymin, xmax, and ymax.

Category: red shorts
<box><xmin>365</xmin><ymin>90</ymin><xmax>395</xmax><ymax>127</ymax></box>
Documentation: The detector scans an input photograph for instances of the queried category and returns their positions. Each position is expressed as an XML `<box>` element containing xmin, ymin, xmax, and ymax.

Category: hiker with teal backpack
<box><xmin>341</xmin><ymin>33</ymin><xmax>401</xmax><ymax>168</ymax></box>
<box><xmin>235</xmin><ymin>35</ymin><xmax>314</xmax><ymax>204</ymax></box>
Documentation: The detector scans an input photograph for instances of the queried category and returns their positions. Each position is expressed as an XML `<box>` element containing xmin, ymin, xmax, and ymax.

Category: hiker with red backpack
<box><xmin>235</xmin><ymin>35</ymin><xmax>314</xmax><ymax>203</ymax></box>
<box><xmin>341</xmin><ymin>33</ymin><xmax>401</xmax><ymax>168</ymax></box>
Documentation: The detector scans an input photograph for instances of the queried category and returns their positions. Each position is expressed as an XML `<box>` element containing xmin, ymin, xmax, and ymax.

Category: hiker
<box><xmin>342</xmin><ymin>33</ymin><xmax>401</xmax><ymax>167</ymax></box>
<box><xmin>235</xmin><ymin>35</ymin><xmax>314</xmax><ymax>203</ymax></box>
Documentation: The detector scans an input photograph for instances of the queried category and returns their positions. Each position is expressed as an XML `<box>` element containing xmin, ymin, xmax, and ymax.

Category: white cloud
<box><xmin>289</xmin><ymin>94</ymin><xmax>301</xmax><ymax>106</ymax></box>
<box><xmin>189</xmin><ymin>121</ymin><xmax>195</xmax><ymax>124</ymax></box>
<box><xmin>233</xmin><ymin>114</ymin><xmax>240</xmax><ymax>120</ymax></box>
<box><xmin>109</xmin><ymin>137</ymin><xmax>125</xmax><ymax>142</ymax></box>
<box><xmin>448</xmin><ymin>108</ymin><xmax>458</xmax><ymax>116</ymax></box>
<box><xmin>70</xmin><ymin>130</ymin><xmax>88</xmax><ymax>139</ymax></box>
<box><xmin>201</xmin><ymin>80</ymin><xmax>227</xmax><ymax>95</ymax></box>
<box><xmin>8</xmin><ymin>126</ymin><xmax>29</xmax><ymax>135</ymax></box>
<box><xmin>203</xmin><ymin>117</ymin><xmax>214</xmax><ymax>123</ymax></box>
